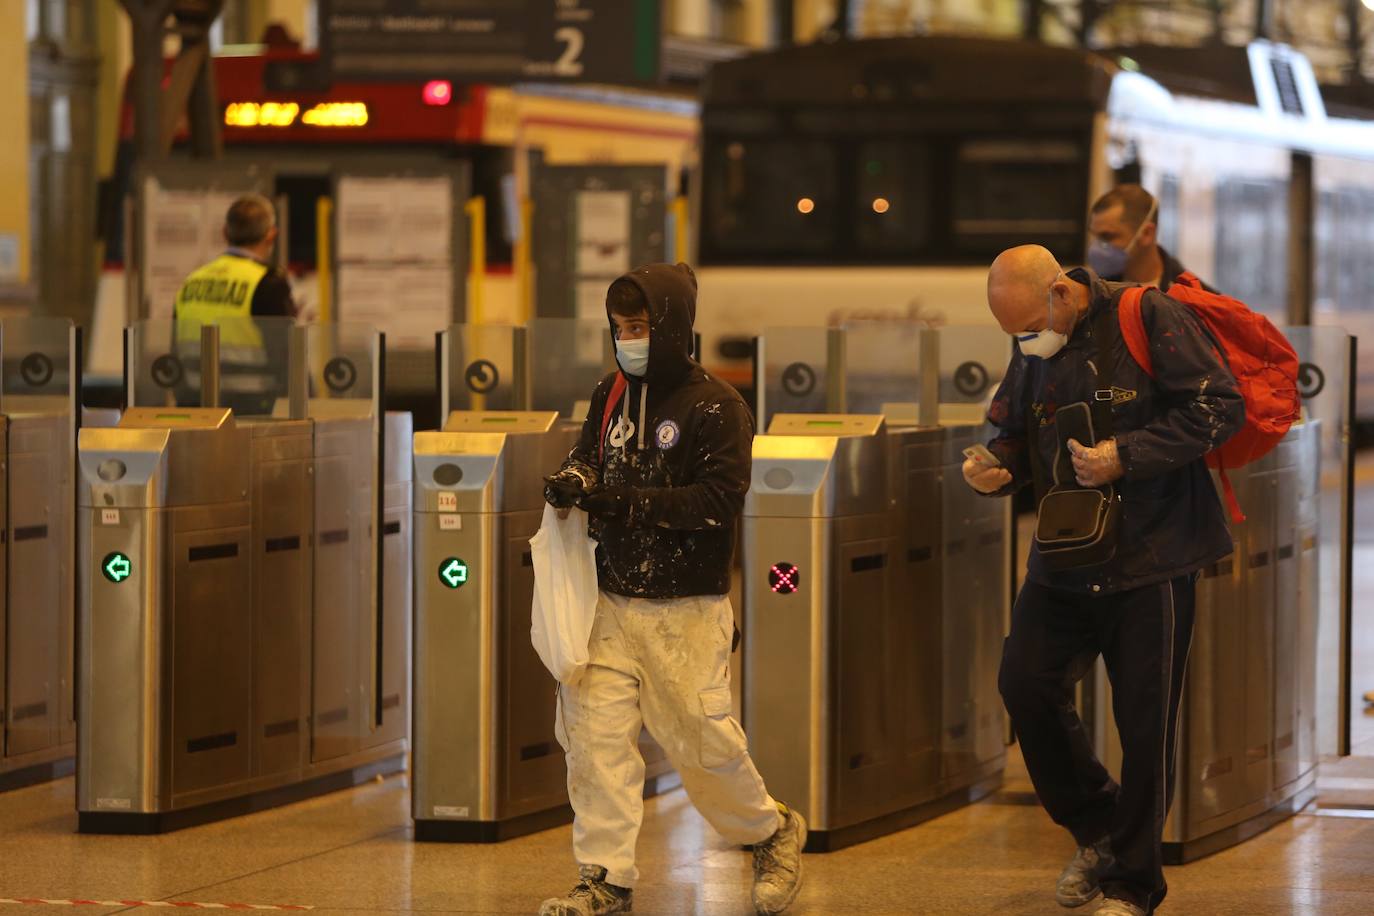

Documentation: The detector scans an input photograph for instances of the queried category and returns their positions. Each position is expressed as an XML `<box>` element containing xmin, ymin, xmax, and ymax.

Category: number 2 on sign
<box><xmin>555</xmin><ymin>27</ymin><xmax>584</xmax><ymax>76</ymax></box>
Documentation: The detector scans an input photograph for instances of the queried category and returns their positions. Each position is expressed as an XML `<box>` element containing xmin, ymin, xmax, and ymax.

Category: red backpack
<box><xmin>1118</xmin><ymin>273</ymin><xmax>1300</xmax><ymax>524</ymax></box>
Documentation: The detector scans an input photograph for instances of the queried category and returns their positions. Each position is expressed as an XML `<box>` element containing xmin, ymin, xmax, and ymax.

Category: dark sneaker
<box><xmin>538</xmin><ymin>866</ymin><xmax>633</xmax><ymax>916</ymax></box>
<box><xmin>752</xmin><ymin>803</ymin><xmax>807</xmax><ymax>915</ymax></box>
<box><xmin>1095</xmin><ymin>898</ymin><xmax>1146</xmax><ymax>916</ymax></box>
<box><xmin>1057</xmin><ymin>837</ymin><xmax>1114</xmax><ymax>907</ymax></box>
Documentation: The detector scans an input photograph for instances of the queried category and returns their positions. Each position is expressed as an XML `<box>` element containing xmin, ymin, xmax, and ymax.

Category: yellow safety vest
<box><xmin>174</xmin><ymin>253</ymin><xmax>268</xmax><ymax>352</ymax></box>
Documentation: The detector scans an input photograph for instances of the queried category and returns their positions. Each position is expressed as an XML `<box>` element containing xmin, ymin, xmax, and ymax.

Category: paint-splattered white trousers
<box><xmin>554</xmin><ymin>591</ymin><xmax>782</xmax><ymax>889</ymax></box>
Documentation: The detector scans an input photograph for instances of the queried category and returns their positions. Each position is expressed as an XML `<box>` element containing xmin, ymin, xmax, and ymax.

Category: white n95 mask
<box><xmin>1014</xmin><ymin>283</ymin><xmax>1069</xmax><ymax>360</ymax></box>
<box><xmin>1016</xmin><ymin>328</ymin><xmax>1068</xmax><ymax>360</ymax></box>
<box><xmin>615</xmin><ymin>338</ymin><xmax>650</xmax><ymax>377</ymax></box>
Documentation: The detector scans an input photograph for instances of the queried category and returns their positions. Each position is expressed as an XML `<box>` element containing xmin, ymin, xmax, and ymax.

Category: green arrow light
<box><xmin>102</xmin><ymin>551</ymin><xmax>133</xmax><ymax>583</ymax></box>
<box><xmin>439</xmin><ymin>557</ymin><xmax>468</xmax><ymax>589</ymax></box>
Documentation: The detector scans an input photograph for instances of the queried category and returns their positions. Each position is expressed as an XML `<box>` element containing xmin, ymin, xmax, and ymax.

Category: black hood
<box><xmin>610</xmin><ymin>262</ymin><xmax>698</xmax><ymax>388</ymax></box>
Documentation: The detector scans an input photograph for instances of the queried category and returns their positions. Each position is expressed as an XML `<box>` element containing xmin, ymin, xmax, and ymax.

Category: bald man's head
<box><xmin>986</xmin><ymin>245</ymin><xmax>1063</xmax><ymax>334</ymax></box>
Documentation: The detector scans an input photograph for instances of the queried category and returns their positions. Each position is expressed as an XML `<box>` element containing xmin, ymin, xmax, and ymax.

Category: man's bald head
<box><xmin>986</xmin><ymin>245</ymin><xmax>1063</xmax><ymax>334</ymax></box>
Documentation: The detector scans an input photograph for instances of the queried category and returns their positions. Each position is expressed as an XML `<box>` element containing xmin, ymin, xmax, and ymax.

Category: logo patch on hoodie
<box><xmin>655</xmin><ymin>420</ymin><xmax>681</xmax><ymax>450</ymax></box>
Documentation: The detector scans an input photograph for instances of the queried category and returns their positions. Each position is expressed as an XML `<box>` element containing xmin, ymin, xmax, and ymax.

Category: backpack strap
<box><xmin>1089</xmin><ymin>307</ymin><xmax>1117</xmax><ymax>448</ymax></box>
<box><xmin>1118</xmin><ymin>287</ymin><xmax>1156</xmax><ymax>379</ymax></box>
<box><xmin>597</xmin><ymin>373</ymin><xmax>629</xmax><ymax>466</ymax></box>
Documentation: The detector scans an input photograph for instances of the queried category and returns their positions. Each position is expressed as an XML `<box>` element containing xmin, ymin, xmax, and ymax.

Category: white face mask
<box><xmin>1014</xmin><ymin>278</ymin><xmax>1069</xmax><ymax>361</ymax></box>
<box><xmin>615</xmin><ymin>337</ymin><xmax>650</xmax><ymax>377</ymax></box>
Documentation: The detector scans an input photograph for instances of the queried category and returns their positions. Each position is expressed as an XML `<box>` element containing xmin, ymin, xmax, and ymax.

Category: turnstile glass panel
<box><xmin>442</xmin><ymin>324</ymin><xmax>521</xmax><ymax>414</ymax></box>
<box><xmin>841</xmin><ymin>321</ymin><xmax>925</xmax><ymax>419</ymax></box>
<box><xmin>757</xmin><ymin>327</ymin><xmax>830</xmax><ymax>428</ymax></box>
<box><xmin>304</xmin><ymin>321</ymin><xmax>378</xmax><ymax>406</ymax></box>
<box><xmin>527</xmin><ymin>318</ymin><xmax>614</xmax><ymax>419</ymax></box>
<box><xmin>936</xmin><ymin>326</ymin><xmax>1010</xmax><ymax>425</ymax></box>
<box><xmin>127</xmin><ymin>316</ymin><xmax>294</xmax><ymax>415</ymax></box>
<box><xmin>1</xmin><ymin>316</ymin><xmax>74</xmax><ymax>405</ymax></box>
<box><xmin>216</xmin><ymin>316</ymin><xmax>293</xmax><ymax>417</ymax></box>
<box><xmin>1281</xmin><ymin>326</ymin><xmax>1354</xmax><ymax>757</ymax></box>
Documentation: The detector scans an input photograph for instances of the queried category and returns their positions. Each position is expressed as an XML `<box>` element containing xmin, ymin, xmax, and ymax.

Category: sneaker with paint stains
<box><xmin>538</xmin><ymin>866</ymin><xmax>633</xmax><ymax>915</ymax></box>
<box><xmin>751</xmin><ymin>802</ymin><xmax>807</xmax><ymax>915</ymax></box>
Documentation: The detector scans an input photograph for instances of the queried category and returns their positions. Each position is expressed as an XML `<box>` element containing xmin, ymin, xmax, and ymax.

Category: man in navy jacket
<box><xmin>965</xmin><ymin>245</ymin><xmax>1244</xmax><ymax>915</ymax></box>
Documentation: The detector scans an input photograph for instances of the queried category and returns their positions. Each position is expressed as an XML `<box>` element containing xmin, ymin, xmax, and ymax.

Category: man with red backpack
<box><xmin>964</xmin><ymin>245</ymin><xmax>1248</xmax><ymax>915</ymax></box>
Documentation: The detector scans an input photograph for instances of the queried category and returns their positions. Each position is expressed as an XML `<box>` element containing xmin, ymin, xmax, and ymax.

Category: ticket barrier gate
<box><xmin>743</xmin><ymin>415</ymin><xmax>1006</xmax><ymax>851</ymax></box>
<box><xmin>0</xmin><ymin>319</ymin><xmax>79</xmax><ymax>791</ymax></box>
<box><xmin>77</xmin><ymin>322</ymin><xmax>411</xmax><ymax>833</ymax></box>
<box><xmin>412</xmin><ymin>411</ymin><xmax>577</xmax><ymax>840</ymax></box>
<box><xmin>1097</xmin><ymin>421</ymin><xmax>1321</xmax><ymax>862</ymax></box>
<box><xmin>413</xmin><ymin>319</ymin><xmax>683</xmax><ymax>842</ymax></box>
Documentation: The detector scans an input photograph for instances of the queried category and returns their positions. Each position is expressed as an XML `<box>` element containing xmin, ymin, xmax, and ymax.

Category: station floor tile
<box><xmin>4</xmin><ymin>749</ymin><xmax>1374</xmax><ymax>914</ymax></box>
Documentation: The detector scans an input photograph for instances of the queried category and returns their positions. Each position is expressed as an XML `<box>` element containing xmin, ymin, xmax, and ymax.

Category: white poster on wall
<box><xmin>575</xmin><ymin>190</ymin><xmax>631</xmax><ymax>276</ymax></box>
<box><xmin>337</xmin><ymin>177</ymin><xmax>398</xmax><ymax>262</ymax></box>
<box><xmin>338</xmin><ymin>262</ymin><xmax>452</xmax><ymax>349</ymax></box>
<box><xmin>394</xmin><ymin>178</ymin><xmax>453</xmax><ymax>263</ymax></box>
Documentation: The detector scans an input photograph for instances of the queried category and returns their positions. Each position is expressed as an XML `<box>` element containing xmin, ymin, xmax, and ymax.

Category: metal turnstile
<box><xmin>79</xmin><ymin>408</ymin><xmax>254</xmax><ymax>822</ymax></box>
<box><xmin>413</xmin><ymin>318</ymin><xmax>683</xmax><ymax>843</ymax></box>
<box><xmin>412</xmin><ymin>410</ymin><xmax>577</xmax><ymax>841</ymax></box>
<box><xmin>743</xmin><ymin>413</ymin><xmax>1007</xmax><ymax>851</ymax></box>
<box><xmin>1097</xmin><ymin>422</ymin><xmax>1321</xmax><ymax>862</ymax></box>
<box><xmin>1</xmin><ymin>319</ymin><xmax>79</xmax><ymax>791</ymax></box>
<box><xmin>77</xmin><ymin>319</ymin><xmax>412</xmax><ymax>832</ymax></box>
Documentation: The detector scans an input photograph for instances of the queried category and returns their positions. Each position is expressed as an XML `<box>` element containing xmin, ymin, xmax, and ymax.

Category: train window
<box><xmin>855</xmin><ymin>141</ymin><xmax>932</xmax><ymax>254</ymax></box>
<box><xmin>1156</xmin><ymin>174</ymin><xmax>1181</xmax><ymax>255</ymax></box>
<box><xmin>1214</xmin><ymin>178</ymin><xmax>1288</xmax><ymax>319</ymax></box>
<box><xmin>952</xmin><ymin>139</ymin><xmax>1085</xmax><ymax>255</ymax></box>
<box><xmin>703</xmin><ymin>138</ymin><xmax>838</xmax><ymax>256</ymax></box>
<box><xmin>1316</xmin><ymin>186</ymin><xmax>1374</xmax><ymax>314</ymax></box>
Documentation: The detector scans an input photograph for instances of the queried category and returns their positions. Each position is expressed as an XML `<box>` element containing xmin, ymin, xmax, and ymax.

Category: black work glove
<box><xmin>578</xmin><ymin>486</ymin><xmax>634</xmax><ymax>520</ymax></box>
<box><xmin>543</xmin><ymin>471</ymin><xmax>588</xmax><ymax>510</ymax></box>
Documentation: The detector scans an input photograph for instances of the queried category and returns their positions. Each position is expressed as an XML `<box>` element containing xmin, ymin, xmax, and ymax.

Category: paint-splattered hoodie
<box><xmin>984</xmin><ymin>267</ymin><xmax>1245</xmax><ymax>594</ymax></box>
<box><xmin>558</xmin><ymin>263</ymin><xmax>753</xmax><ymax>599</ymax></box>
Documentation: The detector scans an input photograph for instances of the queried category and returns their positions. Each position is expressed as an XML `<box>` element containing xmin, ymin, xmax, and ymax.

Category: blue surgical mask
<box><xmin>615</xmin><ymin>337</ymin><xmax>650</xmax><ymax>377</ymax></box>
<box><xmin>1087</xmin><ymin>198</ymin><xmax>1158</xmax><ymax>281</ymax></box>
<box><xmin>1086</xmin><ymin>240</ymin><xmax>1129</xmax><ymax>281</ymax></box>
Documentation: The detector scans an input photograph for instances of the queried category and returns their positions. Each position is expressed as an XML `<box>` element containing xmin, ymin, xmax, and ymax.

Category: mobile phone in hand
<box><xmin>962</xmin><ymin>444</ymin><xmax>1002</xmax><ymax>468</ymax></box>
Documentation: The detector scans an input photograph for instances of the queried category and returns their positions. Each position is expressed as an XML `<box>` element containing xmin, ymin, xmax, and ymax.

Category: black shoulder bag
<box><xmin>1027</xmin><ymin>309</ymin><xmax>1123</xmax><ymax>571</ymax></box>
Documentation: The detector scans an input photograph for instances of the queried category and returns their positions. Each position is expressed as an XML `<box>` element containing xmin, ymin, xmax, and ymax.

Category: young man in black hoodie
<box><xmin>540</xmin><ymin>263</ymin><xmax>806</xmax><ymax>916</ymax></box>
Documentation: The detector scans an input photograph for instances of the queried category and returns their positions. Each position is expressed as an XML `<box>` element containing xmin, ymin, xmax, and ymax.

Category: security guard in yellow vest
<box><xmin>174</xmin><ymin>194</ymin><xmax>295</xmax><ymax>411</ymax></box>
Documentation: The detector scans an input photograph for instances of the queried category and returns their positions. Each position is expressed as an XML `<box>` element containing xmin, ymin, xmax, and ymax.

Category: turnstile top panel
<box><xmin>238</xmin><ymin>416</ymin><xmax>313</xmax><ymax>438</ymax></box>
<box><xmin>441</xmin><ymin>410</ymin><xmax>559</xmax><ymax>434</ymax></box>
<box><xmin>0</xmin><ymin>393</ymin><xmax>72</xmax><ymax>419</ymax></box>
<box><xmin>747</xmin><ymin>422</ymin><xmax>889</xmax><ymax>520</ymax></box>
<box><xmin>119</xmin><ymin>407</ymin><xmax>234</xmax><ymax>430</ymax></box>
<box><xmin>767</xmin><ymin>414</ymin><xmax>885</xmax><ymax>438</ymax></box>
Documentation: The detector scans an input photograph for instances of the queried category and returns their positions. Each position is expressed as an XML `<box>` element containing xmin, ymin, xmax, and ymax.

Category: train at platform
<box><xmin>693</xmin><ymin>36</ymin><xmax>1374</xmax><ymax>422</ymax></box>
<box><xmin>99</xmin><ymin>37</ymin><xmax>1374</xmax><ymax>422</ymax></box>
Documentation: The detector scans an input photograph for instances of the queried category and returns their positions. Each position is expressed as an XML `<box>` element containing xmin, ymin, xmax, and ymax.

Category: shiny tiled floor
<box><xmin>5</xmin><ymin>463</ymin><xmax>1370</xmax><ymax>913</ymax></box>
<box><xmin>3</xmin><ymin>748</ymin><xmax>1374</xmax><ymax>915</ymax></box>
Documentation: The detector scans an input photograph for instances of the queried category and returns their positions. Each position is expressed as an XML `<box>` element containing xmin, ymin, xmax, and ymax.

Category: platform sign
<box><xmin>320</xmin><ymin>0</ymin><xmax>661</xmax><ymax>84</ymax></box>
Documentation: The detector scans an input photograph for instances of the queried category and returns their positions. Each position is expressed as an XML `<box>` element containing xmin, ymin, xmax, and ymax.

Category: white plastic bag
<box><xmin>529</xmin><ymin>504</ymin><xmax>600</xmax><ymax>684</ymax></box>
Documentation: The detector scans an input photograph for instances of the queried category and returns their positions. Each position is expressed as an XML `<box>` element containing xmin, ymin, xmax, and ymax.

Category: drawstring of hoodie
<box><xmin>616</xmin><ymin>380</ymin><xmax>650</xmax><ymax>455</ymax></box>
<box><xmin>637</xmin><ymin>384</ymin><xmax>648</xmax><ymax>451</ymax></box>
